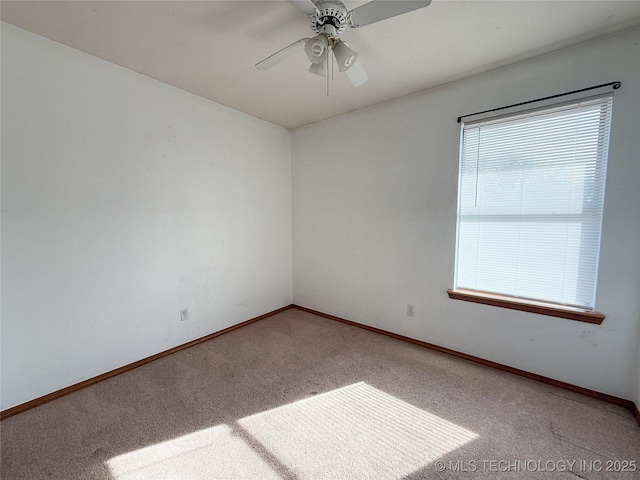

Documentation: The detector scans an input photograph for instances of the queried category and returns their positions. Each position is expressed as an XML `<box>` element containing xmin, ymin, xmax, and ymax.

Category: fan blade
<box><xmin>346</xmin><ymin>60</ymin><xmax>368</xmax><ymax>86</ymax></box>
<box><xmin>349</xmin><ymin>0</ymin><xmax>431</xmax><ymax>28</ymax></box>
<box><xmin>255</xmin><ymin>38</ymin><xmax>310</xmax><ymax>70</ymax></box>
<box><xmin>289</xmin><ymin>0</ymin><xmax>319</xmax><ymax>16</ymax></box>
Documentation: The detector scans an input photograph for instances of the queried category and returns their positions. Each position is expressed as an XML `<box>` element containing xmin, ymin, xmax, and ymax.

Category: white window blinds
<box><xmin>455</xmin><ymin>95</ymin><xmax>612</xmax><ymax>310</ymax></box>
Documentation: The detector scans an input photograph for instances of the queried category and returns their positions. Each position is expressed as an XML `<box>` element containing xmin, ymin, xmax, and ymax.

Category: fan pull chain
<box><xmin>326</xmin><ymin>50</ymin><xmax>329</xmax><ymax>97</ymax></box>
<box><xmin>331</xmin><ymin>50</ymin><xmax>334</xmax><ymax>82</ymax></box>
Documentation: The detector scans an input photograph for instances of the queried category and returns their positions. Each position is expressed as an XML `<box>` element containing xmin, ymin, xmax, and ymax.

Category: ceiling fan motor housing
<box><xmin>309</xmin><ymin>1</ymin><xmax>348</xmax><ymax>37</ymax></box>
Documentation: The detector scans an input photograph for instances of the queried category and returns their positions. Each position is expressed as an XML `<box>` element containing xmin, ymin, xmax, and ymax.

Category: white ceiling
<box><xmin>3</xmin><ymin>1</ymin><xmax>640</xmax><ymax>129</ymax></box>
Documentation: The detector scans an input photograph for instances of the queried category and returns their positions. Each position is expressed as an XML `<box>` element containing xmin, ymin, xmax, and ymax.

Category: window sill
<box><xmin>447</xmin><ymin>289</ymin><xmax>605</xmax><ymax>325</ymax></box>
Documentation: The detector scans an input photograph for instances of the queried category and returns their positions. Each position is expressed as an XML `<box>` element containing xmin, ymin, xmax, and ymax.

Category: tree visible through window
<box><xmin>454</xmin><ymin>96</ymin><xmax>612</xmax><ymax>310</ymax></box>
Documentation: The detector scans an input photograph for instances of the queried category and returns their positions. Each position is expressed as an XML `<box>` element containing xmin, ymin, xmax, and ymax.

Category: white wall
<box><xmin>293</xmin><ymin>28</ymin><xmax>640</xmax><ymax>401</ymax></box>
<box><xmin>1</xmin><ymin>23</ymin><xmax>292</xmax><ymax>410</ymax></box>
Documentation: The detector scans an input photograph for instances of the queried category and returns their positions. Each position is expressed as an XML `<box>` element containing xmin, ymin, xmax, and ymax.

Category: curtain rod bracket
<box><xmin>457</xmin><ymin>81</ymin><xmax>621</xmax><ymax>123</ymax></box>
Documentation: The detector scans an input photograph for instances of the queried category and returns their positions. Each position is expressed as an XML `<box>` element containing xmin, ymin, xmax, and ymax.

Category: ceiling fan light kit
<box><xmin>333</xmin><ymin>40</ymin><xmax>357</xmax><ymax>72</ymax></box>
<box><xmin>309</xmin><ymin>56</ymin><xmax>328</xmax><ymax>77</ymax></box>
<box><xmin>255</xmin><ymin>0</ymin><xmax>431</xmax><ymax>88</ymax></box>
<box><xmin>305</xmin><ymin>34</ymin><xmax>329</xmax><ymax>63</ymax></box>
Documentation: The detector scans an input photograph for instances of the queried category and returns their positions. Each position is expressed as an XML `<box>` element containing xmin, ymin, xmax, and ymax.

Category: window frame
<box><xmin>449</xmin><ymin>95</ymin><xmax>612</xmax><ymax>324</ymax></box>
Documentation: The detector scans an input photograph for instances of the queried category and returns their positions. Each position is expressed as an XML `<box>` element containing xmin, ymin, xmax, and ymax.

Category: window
<box><xmin>451</xmin><ymin>95</ymin><xmax>612</xmax><ymax>321</ymax></box>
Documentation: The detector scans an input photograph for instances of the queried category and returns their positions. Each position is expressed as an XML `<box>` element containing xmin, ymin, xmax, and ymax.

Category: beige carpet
<box><xmin>1</xmin><ymin>308</ymin><xmax>639</xmax><ymax>479</ymax></box>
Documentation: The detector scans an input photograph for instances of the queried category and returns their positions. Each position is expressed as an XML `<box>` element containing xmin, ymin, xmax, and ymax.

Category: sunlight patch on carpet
<box><xmin>107</xmin><ymin>382</ymin><xmax>477</xmax><ymax>479</ymax></box>
<box><xmin>238</xmin><ymin>382</ymin><xmax>478</xmax><ymax>478</ymax></box>
<box><xmin>106</xmin><ymin>423</ymin><xmax>281</xmax><ymax>480</ymax></box>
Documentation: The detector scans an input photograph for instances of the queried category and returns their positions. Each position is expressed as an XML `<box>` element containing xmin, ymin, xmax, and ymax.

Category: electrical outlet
<box><xmin>407</xmin><ymin>304</ymin><xmax>415</xmax><ymax>317</ymax></box>
<box><xmin>180</xmin><ymin>308</ymin><xmax>189</xmax><ymax>322</ymax></box>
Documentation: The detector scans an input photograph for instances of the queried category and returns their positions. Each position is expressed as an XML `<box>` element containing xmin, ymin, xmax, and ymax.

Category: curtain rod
<box><xmin>456</xmin><ymin>81</ymin><xmax>621</xmax><ymax>123</ymax></box>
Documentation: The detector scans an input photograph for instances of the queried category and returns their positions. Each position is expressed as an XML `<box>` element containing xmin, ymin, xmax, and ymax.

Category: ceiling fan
<box><xmin>255</xmin><ymin>0</ymin><xmax>432</xmax><ymax>87</ymax></box>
